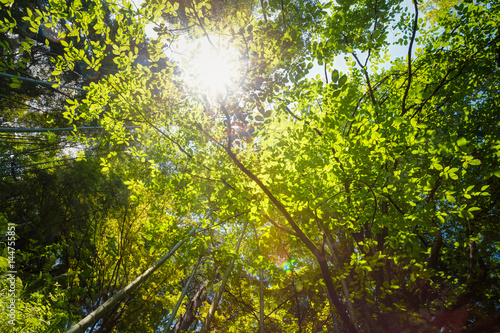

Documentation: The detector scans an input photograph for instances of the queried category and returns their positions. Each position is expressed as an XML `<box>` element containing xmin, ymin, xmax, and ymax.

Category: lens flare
<box><xmin>281</xmin><ymin>260</ymin><xmax>295</xmax><ymax>276</ymax></box>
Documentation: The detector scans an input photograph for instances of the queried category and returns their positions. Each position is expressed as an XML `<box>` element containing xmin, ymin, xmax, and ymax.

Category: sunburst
<box><xmin>182</xmin><ymin>36</ymin><xmax>240</xmax><ymax>97</ymax></box>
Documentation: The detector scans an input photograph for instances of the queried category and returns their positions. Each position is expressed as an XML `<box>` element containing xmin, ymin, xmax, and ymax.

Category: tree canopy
<box><xmin>1</xmin><ymin>0</ymin><xmax>499</xmax><ymax>332</ymax></box>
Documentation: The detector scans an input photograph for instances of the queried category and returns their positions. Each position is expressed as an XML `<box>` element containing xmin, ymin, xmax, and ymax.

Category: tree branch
<box><xmin>401</xmin><ymin>0</ymin><xmax>419</xmax><ymax>116</ymax></box>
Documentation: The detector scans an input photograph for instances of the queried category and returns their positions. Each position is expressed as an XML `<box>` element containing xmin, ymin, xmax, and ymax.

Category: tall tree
<box><xmin>2</xmin><ymin>0</ymin><xmax>499</xmax><ymax>332</ymax></box>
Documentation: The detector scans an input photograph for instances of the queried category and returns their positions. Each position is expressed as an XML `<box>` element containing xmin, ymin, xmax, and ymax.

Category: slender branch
<box><xmin>222</xmin><ymin>104</ymin><xmax>232</xmax><ymax>150</ymax></box>
<box><xmin>259</xmin><ymin>0</ymin><xmax>267</xmax><ymax>22</ymax></box>
<box><xmin>264</xmin><ymin>295</ymin><xmax>294</xmax><ymax>320</ymax></box>
<box><xmin>190</xmin><ymin>0</ymin><xmax>215</xmax><ymax>49</ymax></box>
<box><xmin>264</xmin><ymin>214</ymin><xmax>296</xmax><ymax>236</ymax></box>
<box><xmin>282</xmin><ymin>103</ymin><xmax>304</xmax><ymax>122</ymax></box>
<box><xmin>194</xmin><ymin>122</ymin><xmax>225</xmax><ymax>150</ymax></box>
<box><xmin>225</xmin><ymin>288</ymin><xmax>259</xmax><ymax>320</ymax></box>
<box><xmin>341</xmin><ymin>34</ymin><xmax>376</xmax><ymax>106</ymax></box>
<box><xmin>345</xmin><ymin>74</ymin><xmax>391</xmax><ymax>137</ymax></box>
<box><xmin>352</xmin><ymin>51</ymin><xmax>376</xmax><ymax>106</ymax></box>
<box><xmin>381</xmin><ymin>193</ymin><xmax>405</xmax><ymax>216</ymax></box>
<box><xmin>280</xmin><ymin>0</ymin><xmax>286</xmax><ymax>27</ymax></box>
<box><xmin>324</xmin><ymin>63</ymin><xmax>329</xmax><ymax>84</ymax></box>
<box><xmin>192</xmin><ymin>175</ymin><xmax>236</xmax><ymax>191</ymax></box>
<box><xmin>281</xmin><ymin>101</ymin><xmax>339</xmax><ymax>170</ymax></box>
<box><xmin>364</xmin><ymin>0</ymin><xmax>379</xmax><ymax>68</ymax></box>
<box><xmin>401</xmin><ymin>0</ymin><xmax>419</xmax><ymax>116</ymax></box>
<box><xmin>109</xmin><ymin>81</ymin><xmax>197</xmax><ymax>160</ymax></box>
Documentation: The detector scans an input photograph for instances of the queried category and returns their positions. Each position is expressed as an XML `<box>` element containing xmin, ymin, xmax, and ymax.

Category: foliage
<box><xmin>1</xmin><ymin>0</ymin><xmax>499</xmax><ymax>332</ymax></box>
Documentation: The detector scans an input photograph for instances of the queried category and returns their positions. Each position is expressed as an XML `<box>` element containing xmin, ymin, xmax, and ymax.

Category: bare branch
<box><xmin>401</xmin><ymin>0</ymin><xmax>419</xmax><ymax>116</ymax></box>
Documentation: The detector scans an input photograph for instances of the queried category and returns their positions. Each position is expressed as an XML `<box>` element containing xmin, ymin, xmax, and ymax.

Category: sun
<box><xmin>183</xmin><ymin>36</ymin><xmax>240</xmax><ymax>96</ymax></box>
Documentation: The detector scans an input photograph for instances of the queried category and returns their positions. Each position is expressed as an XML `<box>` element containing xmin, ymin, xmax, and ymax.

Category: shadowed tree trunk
<box><xmin>172</xmin><ymin>282</ymin><xmax>207</xmax><ymax>333</ymax></box>
<box><xmin>65</xmin><ymin>226</ymin><xmax>197</xmax><ymax>333</ymax></box>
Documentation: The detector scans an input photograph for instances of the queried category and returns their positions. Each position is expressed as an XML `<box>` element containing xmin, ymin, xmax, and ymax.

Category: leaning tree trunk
<box><xmin>165</xmin><ymin>255</ymin><xmax>203</xmax><ymax>332</ymax></box>
<box><xmin>259</xmin><ymin>267</ymin><xmax>265</xmax><ymax>333</ymax></box>
<box><xmin>224</xmin><ymin>147</ymin><xmax>358</xmax><ymax>333</ymax></box>
<box><xmin>171</xmin><ymin>282</ymin><xmax>208</xmax><ymax>333</ymax></box>
<box><xmin>200</xmin><ymin>220</ymin><xmax>249</xmax><ymax>333</ymax></box>
<box><xmin>65</xmin><ymin>226</ymin><xmax>197</xmax><ymax>333</ymax></box>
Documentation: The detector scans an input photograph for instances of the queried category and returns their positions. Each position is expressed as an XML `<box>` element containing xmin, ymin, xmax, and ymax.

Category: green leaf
<box><xmin>457</xmin><ymin>137</ymin><xmax>467</xmax><ymax>147</ymax></box>
<box><xmin>331</xmin><ymin>69</ymin><xmax>339</xmax><ymax>82</ymax></box>
<box><xmin>433</xmin><ymin>163</ymin><xmax>443</xmax><ymax>170</ymax></box>
<box><xmin>338</xmin><ymin>74</ymin><xmax>347</xmax><ymax>87</ymax></box>
<box><xmin>9</xmin><ymin>81</ymin><xmax>21</xmax><ymax>89</ymax></box>
<box><xmin>393</xmin><ymin>117</ymin><xmax>405</xmax><ymax>127</ymax></box>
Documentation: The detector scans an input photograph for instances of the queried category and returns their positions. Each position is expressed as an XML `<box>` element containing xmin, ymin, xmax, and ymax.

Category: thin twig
<box><xmin>401</xmin><ymin>0</ymin><xmax>419</xmax><ymax>116</ymax></box>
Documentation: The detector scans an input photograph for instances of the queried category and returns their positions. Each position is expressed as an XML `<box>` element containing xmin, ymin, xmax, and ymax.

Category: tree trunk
<box><xmin>200</xmin><ymin>219</ymin><xmax>248</xmax><ymax>333</ymax></box>
<box><xmin>171</xmin><ymin>282</ymin><xmax>207</xmax><ymax>333</ymax></box>
<box><xmin>259</xmin><ymin>268</ymin><xmax>265</xmax><ymax>333</ymax></box>
<box><xmin>65</xmin><ymin>226</ymin><xmax>197</xmax><ymax>333</ymax></box>
<box><xmin>326</xmin><ymin>236</ymin><xmax>358</xmax><ymax>328</ymax></box>
<box><xmin>224</xmin><ymin>148</ymin><xmax>358</xmax><ymax>333</ymax></box>
<box><xmin>166</xmin><ymin>255</ymin><xmax>202</xmax><ymax>332</ymax></box>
